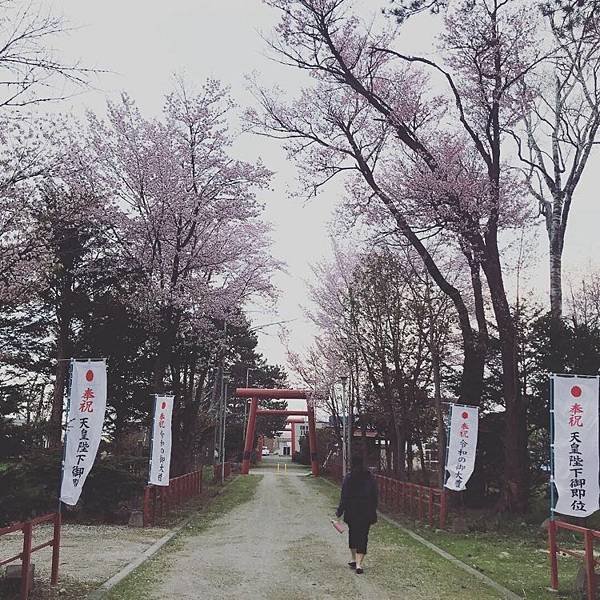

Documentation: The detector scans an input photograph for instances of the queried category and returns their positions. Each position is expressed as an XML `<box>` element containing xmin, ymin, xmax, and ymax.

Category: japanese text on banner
<box><xmin>552</xmin><ymin>375</ymin><xmax>600</xmax><ymax>517</ymax></box>
<box><xmin>60</xmin><ymin>360</ymin><xmax>107</xmax><ymax>506</ymax></box>
<box><xmin>149</xmin><ymin>395</ymin><xmax>174</xmax><ymax>486</ymax></box>
<box><xmin>445</xmin><ymin>405</ymin><xmax>478</xmax><ymax>491</ymax></box>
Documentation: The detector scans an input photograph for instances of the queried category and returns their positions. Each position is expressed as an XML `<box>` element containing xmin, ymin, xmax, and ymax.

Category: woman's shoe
<box><xmin>348</xmin><ymin>561</ymin><xmax>356</xmax><ymax>570</ymax></box>
<box><xmin>355</xmin><ymin>567</ymin><xmax>364</xmax><ymax>574</ymax></box>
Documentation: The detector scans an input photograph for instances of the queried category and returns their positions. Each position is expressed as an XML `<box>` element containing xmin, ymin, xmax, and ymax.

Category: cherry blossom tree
<box><xmin>258</xmin><ymin>0</ymin><xmax>542</xmax><ymax>510</ymax></box>
<box><xmin>298</xmin><ymin>241</ymin><xmax>456</xmax><ymax>480</ymax></box>
<box><xmin>88</xmin><ymin>80</ymin><xmax>276</xmax><ymax>395</ymax></box>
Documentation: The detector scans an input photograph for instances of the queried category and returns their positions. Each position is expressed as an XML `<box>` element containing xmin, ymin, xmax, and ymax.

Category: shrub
<box><xmin>0</xmin><ymin>451</ymin><xmax>147</xmax><ymax>526</ymax></box>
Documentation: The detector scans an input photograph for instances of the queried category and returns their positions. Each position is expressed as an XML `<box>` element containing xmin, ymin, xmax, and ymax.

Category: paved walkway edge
<box><xmin>86</xmin><ymin>521</ymin><xmax>186</xmax><ymax>600</ymax></box>
<box><xmin>87</xmin><ymin>476</ymin><xmax>238</xmax><ymax>599</ymax></box>
<box><xmin>320</xmin><ymin>477</ymin><xmax>523</xmax><ymax>600</ymax></box>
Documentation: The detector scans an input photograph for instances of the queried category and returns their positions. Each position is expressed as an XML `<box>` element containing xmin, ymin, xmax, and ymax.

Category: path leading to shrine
<box><xmin>125</xmin><ymin>458</ymin><xmax>504</xmax><ymax>600</ymax></box>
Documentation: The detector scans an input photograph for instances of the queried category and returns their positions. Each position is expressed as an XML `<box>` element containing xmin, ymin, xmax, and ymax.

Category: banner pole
<box><xmin>443</xmin><ymin>403</ymin><xmax>452</xmax><ymax>488</ymax></box>
<box><xmin>148</xmin><ymin>395</ymin><xmax>158</xmax><ymax>485</ymax></box>
<box><xmin>549</xmin><ymin>375</ymin><xmax>555</xmax><ymax>522</ymax></box>
<box><xmin>57</xmin><ymin>359</ymin><xmax>75</xmax><ymax>517</ymax></box>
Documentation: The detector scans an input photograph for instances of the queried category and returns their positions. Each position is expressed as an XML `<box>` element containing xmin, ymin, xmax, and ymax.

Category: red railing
<box><xmin>0</xmin><ymin>513</ymin><xmax>61</xmax><ymax>599</ymax></box>
<box><xmin>374</xmin><ymin>475</ymin><xmax>447</xmax><ymax>529</ymax></box>
<box><xmin>213</xmin><ymin>461</ymin><xmax>231</xmax><ymax>482</ymax></box>
<box><xmin>143</xmin><ymin>469</ymin><xmax>203</xmax><ymax>527</ymax></box>
<box><xmin>548</xmin><ymin>519</ymin><xmax>600</xmax><ymax>599</ymax></box>
<box><xmin>326</xmin><ymin>464</ymin><xmax>447</xmax><ymax>529</ymax></box>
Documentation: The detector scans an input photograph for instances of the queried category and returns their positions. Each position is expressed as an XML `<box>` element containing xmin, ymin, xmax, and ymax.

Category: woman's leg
<box><xmin>348</xmin><ymin>523</ymin><xmax>357</xmax><ymax>564</ymax></box>
<box><xmin>355</xmin><ymin>524</ymin><xmax>370</xmax><ymax>571</ymax></box>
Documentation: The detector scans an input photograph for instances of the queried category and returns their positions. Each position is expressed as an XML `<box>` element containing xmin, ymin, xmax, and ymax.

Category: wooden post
<box><xmin>428</xmin><ymin>488</ymin><xmax>434</xmax><ymax>526</ymax></box>
<box><xmin>440</xmin><ymin>489</ymin><xmax>447</xmax><ymax>529</ymax></box>
<box><xmin>548</xmin><ymin>519</ymin><xmax>559</xmax><ymax>591</ymax></box>
<box><xmin>51</xmin><ymin>512</ymin><xmax>61</xmax><ymax>585</ymax></box>
<box><xmin>20</xmin><ymin>521</ymin><xmax>32</xmax><ymax>600</ymax></box>
<box><xmin>241</xmin><ymin>398</ymin><xmax>258</xmax><ymax>475</ymax></box>
<box><xmin>585</xmin><ymin>529</ymin><xmax>595</xmax><ymax>600</ymax></box>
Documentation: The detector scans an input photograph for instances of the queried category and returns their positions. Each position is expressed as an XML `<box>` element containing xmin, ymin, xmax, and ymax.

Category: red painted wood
<box><xmin>241</xmin><ymin>398</ymin><xmax>259</xmax><ymax>474</ymax></box>
<box><xmin>236</xmin><ymin>388</ymin><xmax>309</xmax><ymax>399</ymax></box>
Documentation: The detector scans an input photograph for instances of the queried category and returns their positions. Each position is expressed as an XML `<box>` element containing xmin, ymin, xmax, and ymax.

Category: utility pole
<box><xmin>221</xmin><ymin>380</ymin><xmax>228</xmax><ymax>484</ymax></box>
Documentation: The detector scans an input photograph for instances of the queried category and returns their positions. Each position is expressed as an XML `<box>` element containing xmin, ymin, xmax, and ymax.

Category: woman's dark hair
<box><xmin>351</xmin><ymin>455</ymin><xmax>364</xmax><ymax>472</ymax></box>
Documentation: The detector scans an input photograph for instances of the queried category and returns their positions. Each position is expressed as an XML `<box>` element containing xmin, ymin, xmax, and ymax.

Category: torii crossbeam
<box><xmin>236</xmin><ymin>388</ymin><xmax>319</xmax><ymax>477</ymax></box>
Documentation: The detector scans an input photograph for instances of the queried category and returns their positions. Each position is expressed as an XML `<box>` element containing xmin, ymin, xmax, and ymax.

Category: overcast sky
<box><xmin>42</xmin><ymin>0</ymin><xmax>600</xmax><ymax>390</ymax></box>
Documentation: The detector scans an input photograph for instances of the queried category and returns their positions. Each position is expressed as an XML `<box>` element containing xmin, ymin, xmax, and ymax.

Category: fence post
<box><xmin>51</xmin><ymin>512</ymin><xmax>61</xmax><ymax>585</ymax></box>
<box><xmin>143</xmin><ymin>486</ymin><xmax>151</xmax><ymax>527</ymax></box>
<box><xmin>585</xmin><ymin>529</ymin><xmax>595</xmax><ymax>600</ymax></box>
<box><xmin>20</xmin><ymin>521</ymin><xmax>32</xmax><ymax>600</ymax></box>
<box><xmin>428</xmin><ymin>489</ymin><xmax>434</xmax><ymax>526</ymax></box>
<box><xmin>440</xmin><ymin>489</ymin><xmax>447</xmax><ymax>529</ymax></box>
<box><xmin>548</xmin><ymin>519</ymin><xmax>559</xmax><ymax>591</ymax></box>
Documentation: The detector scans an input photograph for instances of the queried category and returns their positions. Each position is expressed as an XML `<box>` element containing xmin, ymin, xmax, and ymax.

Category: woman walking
<box><xmin>336</xmin><ymin>455</ymin><xmax>378</xmax><ymax>574</ymax></box>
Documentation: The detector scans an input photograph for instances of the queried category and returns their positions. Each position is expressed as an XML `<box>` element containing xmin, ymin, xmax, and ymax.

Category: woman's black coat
<box><xmin>336</xmin><ymin>470</ymin><xmax>378</xmax><ymax>526</ymax></box>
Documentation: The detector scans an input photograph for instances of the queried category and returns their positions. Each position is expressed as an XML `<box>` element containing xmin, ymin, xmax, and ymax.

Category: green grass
<box><xmin>311</xmin><ymin>477</ymin><xmax>505</xmax><ymax>599</ymax></box>
<box><xmin>406</xmin><ymin>518</ymin><xmax>582</xmax><ymax>599</ymax></box>
<box><xmin>322</xmin><ymin>476</ymin><xmax>583</xmax><ymax>599</ymax></box>
<box><xmin>105</xmin><ymin>475</ymin><xmax>262</xmax><ymax>600</ymax></box>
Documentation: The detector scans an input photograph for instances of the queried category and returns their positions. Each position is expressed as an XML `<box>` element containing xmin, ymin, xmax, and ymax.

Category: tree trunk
<box><xmin>49</xmin><ymin>319</ymin><xmax>70</xmax><ymax>449</ymax></box>
<box><xmin>432</xmin><ymin>347</ymin><xmax>446</xmax><ymax>487</ymax></box>
<box><xmin>549</xmin><ymin>194</ymin><xmax>564</xmax><ymax>323</ymax></box>
<box><xmin>482</xmin><ymin>244</ymin><xmax>529</xmax><ymax>512</ymax></box>
<box><xmin>417</xmin><ymin>437</ymin><xmax>428</xmax><ymax>482</ymax></box>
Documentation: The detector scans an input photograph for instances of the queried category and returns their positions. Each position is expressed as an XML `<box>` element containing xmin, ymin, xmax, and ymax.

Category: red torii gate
<box><xmin>237</xmin><ymin>388</ymin><xmax>319</xmax><ymax>477</ymax></box>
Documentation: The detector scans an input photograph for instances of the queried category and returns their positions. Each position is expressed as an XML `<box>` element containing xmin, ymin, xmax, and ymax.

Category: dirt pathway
<box><xmin>152</xmin><ymin>466</ymin><xmax>389</xmax><ymax>600</ymax></box>
<box><xmin>149</xmin><ymin>463</ymin><xmax>505</xmax><ymax>600</ymax></box>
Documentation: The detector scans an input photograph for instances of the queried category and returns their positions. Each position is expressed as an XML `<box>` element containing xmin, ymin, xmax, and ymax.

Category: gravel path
<box><xmin>152</xmin><ymin>465</ymin><xmax>388</xmax><ymax>600</ymax></box>
<box><xmin>0</xmin><ymin>523</ymin><xmax>169</xmax><ymax>587</ymax></box>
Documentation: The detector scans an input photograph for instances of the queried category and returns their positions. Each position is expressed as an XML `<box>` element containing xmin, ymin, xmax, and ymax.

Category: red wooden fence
<box><xmin>0</xmin><ymin>513</ymin><xmax>61</xmax><ymax>599</ymax></box>
<box><xmin>213</xmin><ymin>461</ymin><xmax>231</xmax><ymax>482</ymax></box>
<box><xmin>548</xmin><ymin>519</ymin><xmax>600</xmax><ymax>599</ymax></box>
<box><xmin>374</xmin><ymin>475</ymin><xmax>447</xmax><ymax>529</ymax></box>
<box><xmin>143</xmin><ymin>469</ymin><xmax>203</xmax><ymax>527</ymax></box>
<box><xmin>326</xmin><ymin>464</ymin><xmax>447</xmax><ymax>529</ymax></box>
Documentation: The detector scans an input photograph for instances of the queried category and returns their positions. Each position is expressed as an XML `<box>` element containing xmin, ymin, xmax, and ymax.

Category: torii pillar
<box><xmin>237</xmin><ymin>388</ymin><xmax>319</xmax><ymax>477</ymax></box>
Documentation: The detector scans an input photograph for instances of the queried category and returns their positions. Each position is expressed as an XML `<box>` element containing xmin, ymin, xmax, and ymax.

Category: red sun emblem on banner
<box><xmin>85</xmin><ymin>370</ymin><xmax>94</xmax><ymax>382</ymax></box>
<box><xmin>571</xmin><ymin>386</ymin><xmax>582</xmax><ymax>398</ymax></box>
<box><xmin>462</xmin><ymin>411</ymin><xmax>469</xmax><ymax>419</ymax></box>
<box><xmin>161</xmin><ymin>401</ymin><xmax>167</xmax><ymax>409</ymax></box>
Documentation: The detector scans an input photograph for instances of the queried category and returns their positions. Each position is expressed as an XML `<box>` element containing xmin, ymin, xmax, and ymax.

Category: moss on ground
<box><xmin>104</xmin><ymin>475</ymin><xmax>262</xmax><ymax>600</ymax></box>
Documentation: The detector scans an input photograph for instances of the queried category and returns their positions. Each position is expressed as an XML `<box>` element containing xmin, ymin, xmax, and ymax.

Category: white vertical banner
<box><xmin>553</xmin><ymin>375</ymin><xmax>600</xmax><ymax>517</ymax></box>
<box><xmin>60</xmin><ymin>360</ymin><xmax>107</xmax><ymax>506</ymax></box>
<box><xmin>149</xmin><ymin>395</ymin><xmax>174</xmax><ymax>486</ymax></box>
<box><xmin>445</xmin><ymin>404</ymin><xmax>479</xmax><ymax>491</ymax></box>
